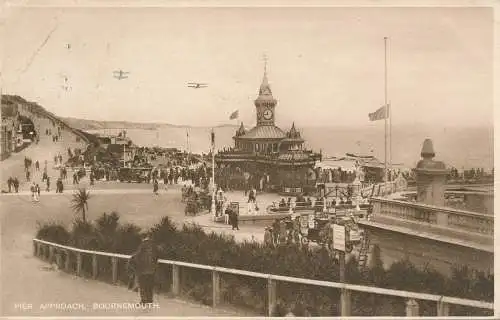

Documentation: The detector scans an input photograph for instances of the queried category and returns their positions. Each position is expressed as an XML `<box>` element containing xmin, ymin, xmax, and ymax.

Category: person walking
<box><xmin>129</xmin><ymin>235</ymin><xmax>159</xmax><ymax>305</ymax></box>
<box><xmin>13</xmin><ymin>178</ymin><xmax>19</xmax><ymax>193</ymax></box>
<box><xmin>56</xmin><ymin>178</ymin><xmax>64</xmax><ymax>193</ymax></box>
<box><xmin>45</xmin><ymin>177</ymin><xmax>51</xmax><ymax>192</ymax></box>
<box><xmin>228</xmin><ymin>207</ymin><xmax>239</xmax><ymax>231</ymax></box>
<box><xmin>153</xmin><ymin>179</ymin><xmax>159</xmax><ymax>195</ymax></box>
<box><xmin>30</xmin><ymin>183</ymin><xmax>37</xmax><ymax>201</ymax></box>
<box><xmin>7</xmin><ymin>177</ymin><xmax>13</xmax><ymax>193</ymax></box>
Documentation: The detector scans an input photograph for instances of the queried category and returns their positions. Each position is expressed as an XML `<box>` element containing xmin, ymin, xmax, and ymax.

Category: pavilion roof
<box><xmin>236</xmin><ymin>125</ymin><xmax>286</xmax><ymax>140</ymax></box>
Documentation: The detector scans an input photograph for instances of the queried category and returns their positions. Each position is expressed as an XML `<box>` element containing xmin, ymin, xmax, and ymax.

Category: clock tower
<box><xmin>254</xmin><ymin>59</ymin><xmax>277</xmax><ymax>126</ymax></box>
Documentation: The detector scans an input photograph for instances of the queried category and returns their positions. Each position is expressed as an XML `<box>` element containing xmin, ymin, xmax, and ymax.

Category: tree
<box><xmin>71</xmin><ymin>188</ymin><xmax>91</xmax><ymax>222</ymax></box>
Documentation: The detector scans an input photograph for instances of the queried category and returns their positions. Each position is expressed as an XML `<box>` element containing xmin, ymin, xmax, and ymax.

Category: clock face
<box><xmin>263</xmin><ymin>109</ymin><xmax>273</xmax><ymax>120</ymax></box>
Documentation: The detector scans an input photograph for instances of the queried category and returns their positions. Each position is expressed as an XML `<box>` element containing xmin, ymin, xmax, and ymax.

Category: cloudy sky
<box><xmin>2</xmin><ymin>6</ymin><xmax>493</xmax><ymax>127</ymax></box>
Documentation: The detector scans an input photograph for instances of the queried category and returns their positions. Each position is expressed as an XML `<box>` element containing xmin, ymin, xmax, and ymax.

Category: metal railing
<box><xmin>371</xmin><ymin>197</ymin><xmax>494</xmax><ymax>236</ymax></box>
<box><xmin>32</xmin><ymin>238</ymin><xmax>493</xmax><ymax>317</ymax></box>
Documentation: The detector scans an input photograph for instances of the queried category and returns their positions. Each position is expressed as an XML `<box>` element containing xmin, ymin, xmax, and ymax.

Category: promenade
<box><xmin>0</xmin><ymin>130</ymin><xmax>258</xmax><ymax>316</ymax></box>
<box><xmin>0</xmin><ymin>185</ymin><xmax>257</xmax><ymax>316</ymax></box>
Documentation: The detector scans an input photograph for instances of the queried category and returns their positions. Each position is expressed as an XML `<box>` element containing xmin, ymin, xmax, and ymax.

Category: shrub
<box><xmin>34</xmin><ymin>212</ymin><xmax>494</xmax><ymax>317</ymax></box>
<box><xmin>113</xmin><ymin>223</ymin><xmax>143</xmax><ymax>254</ymax></box>
<box><xmin>36</xmin><ymin>221</ymin><xmax>70</xmax><ymax>244</ymax></box>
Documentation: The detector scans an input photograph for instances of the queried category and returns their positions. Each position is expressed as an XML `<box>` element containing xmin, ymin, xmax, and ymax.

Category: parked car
<box><xmin>118</xmin><ymin>167</ymin><xmax>151</xmax><ymax>183</ymax></box>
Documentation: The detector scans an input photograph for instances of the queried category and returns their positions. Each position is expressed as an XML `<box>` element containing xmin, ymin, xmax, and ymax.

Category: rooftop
<box><xmin>236</xmin><ymin>125</ymin><xmax>286</xmax><ymax>140</ymax></box>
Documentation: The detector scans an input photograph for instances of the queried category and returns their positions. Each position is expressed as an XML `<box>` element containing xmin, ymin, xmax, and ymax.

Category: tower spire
<box><xmin>259</xmin><ymin>53</ymin><xmax>272</xmax><ymax>96</ymax></box>
<box><xmin>263</xmin><ymin>53</ymin><xmax>268</xmax><ymax>76</ymax></box>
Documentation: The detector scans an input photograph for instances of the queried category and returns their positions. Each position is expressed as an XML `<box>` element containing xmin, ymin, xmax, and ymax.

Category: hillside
<box><xmin>62</xmin><ymin>117</ymin><xmax>237</xmax><ymax>131</ymax></box>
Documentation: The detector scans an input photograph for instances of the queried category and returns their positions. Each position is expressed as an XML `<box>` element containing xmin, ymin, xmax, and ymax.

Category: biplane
<box><xmin>113</xmin><ymin>70</ymin><xmax>130</xmax><ymax>80</ymax></box>
<box><xmin>187</xmin><ymin>82</ymin><xmax>208</xmax><ymax>89</ymax></box>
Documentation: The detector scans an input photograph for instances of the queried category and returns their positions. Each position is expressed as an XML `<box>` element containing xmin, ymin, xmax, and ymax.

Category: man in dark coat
<box><xmin>129</xmin><ymin>236</ymin><xmax>159</xmax><ymax>304</ymax></box>
<box><xmin>227</xmin><ymin>207</ymin><xmax>239</xmax><ymax>231</ymax></box>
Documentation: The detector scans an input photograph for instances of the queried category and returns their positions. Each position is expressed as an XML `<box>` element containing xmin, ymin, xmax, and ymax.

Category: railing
<box><xmin>320</xmin><ymin>179</ymin><xmax>407</xmax><ymax>198</ymax></box>
<box><xmin>370</xmin><ymin>197</ymin><xmax>494</xmax><ymax>236</ymax></box>
<box><xmin>32</xmin><ymin>238</ymin><xmax>493</xmax><ymax>317</ymax></box>
<box><xmin>219</xmin><ymin>200</ymin><xmax>368</xmax><ymax>216</ymax></box>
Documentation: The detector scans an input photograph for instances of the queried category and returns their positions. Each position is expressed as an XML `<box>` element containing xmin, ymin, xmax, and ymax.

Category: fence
<box><xmin>32</xmin><ymin>238</ymin><xmax>493</xmax><ymax>317</ymax></box>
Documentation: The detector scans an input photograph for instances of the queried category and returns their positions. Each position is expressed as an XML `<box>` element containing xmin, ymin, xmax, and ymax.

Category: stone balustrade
<box><xmin>371</xmin><ymin>197</ymin><xmax>494</xmax><ymax>236</ymax></box>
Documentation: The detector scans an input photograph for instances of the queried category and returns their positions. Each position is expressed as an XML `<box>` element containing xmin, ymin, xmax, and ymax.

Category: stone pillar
<box><xmin>415</xmin><ymin>139</ymin><xmax>448</xmax><ymax>207</ymax></box>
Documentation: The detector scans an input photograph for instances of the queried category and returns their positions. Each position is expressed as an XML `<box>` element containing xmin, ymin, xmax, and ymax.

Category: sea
<box><xmin>87</xmin><ymin>124</ymin><xmax>494</xmax><ymax>171</ymax></box>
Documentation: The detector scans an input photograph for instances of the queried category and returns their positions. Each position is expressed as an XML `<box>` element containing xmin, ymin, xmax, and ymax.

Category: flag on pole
<box><xmin>229</xmin><ymin>110</ymin><xmax>239</xmax><ymax>120</ymax></box>
<box><xmin>211</xmin><ymin>129</ymin><xmax>215</xmax><ymax>147</ymax></box>
<box><xmin>368</xmin><ymin>104</ymin><xmax>390</xmax><ymax>121</ymax></box>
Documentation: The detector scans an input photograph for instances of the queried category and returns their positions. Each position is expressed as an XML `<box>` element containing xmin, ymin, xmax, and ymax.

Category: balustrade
<box><xmin>371</xmin><ymin>198</ymin><xmax>493</xmax><ymax>235</ymax></box>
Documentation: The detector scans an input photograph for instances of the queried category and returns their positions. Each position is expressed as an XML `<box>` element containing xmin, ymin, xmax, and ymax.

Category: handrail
<box><xmin>32</xmin><ymin>238</ymin><xmax>493</xmax><ymax>310</ymax></box>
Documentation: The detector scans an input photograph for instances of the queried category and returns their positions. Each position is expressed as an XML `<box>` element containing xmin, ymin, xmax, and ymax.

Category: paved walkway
<box><xmin>3</xmin><ymin>250</ymin><xmax>245</xmax><ymax>317</ymax></box>
<box><xmin>1</xmin><ymin>148</ymin><xmax>253</xmax><ymax>317</ymax></box>
<box><xmin>1</xmin><ymin>119</ymin><xmax>83</xmax><ymax>192</ymax></box>
<box><xmin>1</xmin><ymin>195</ymin><xmax>252</xmax><ymax>317</ymax></box>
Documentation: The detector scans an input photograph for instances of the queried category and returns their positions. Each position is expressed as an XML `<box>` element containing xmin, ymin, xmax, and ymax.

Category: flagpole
<box><xmin>388</xmin><ymin>38</ymin><xmax>392</xmax><ymax>180</ymax></box>
<box><xmin>186</xmin><ymin>129</ymin><xmax>189</xmax><ymax>154</ymax></box>
<box><xmin>384</xmin><ymin>37</ymin><xmax>388</xmax><ymax>190</ymax></box>
<box><xmin>211</xmin><ymin>129</ymin><xmax>216</xmax><ymax>220</ymax></box>
<box><xmin>390</xmin><ymin>100</ymin><xmax>392</xmax><ymax>178</ymax></box>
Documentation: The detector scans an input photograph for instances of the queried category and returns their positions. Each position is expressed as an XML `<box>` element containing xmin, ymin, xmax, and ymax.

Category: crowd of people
<box><xmin>448</xmin><ymin>167</ymin><xmax>493</xmax><ymax>181</ymax></box>
<box><xmin>4</xmin><ymin>155</ymin><xmax>67</xmax><ymax>197</ymax></box>
<box><xmin>45</xmin><ymin>127</ymin><xmax>62</xmax><ymax>143</ymax></box>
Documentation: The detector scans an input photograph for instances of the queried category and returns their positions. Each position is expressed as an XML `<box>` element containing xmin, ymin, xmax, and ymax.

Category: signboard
<box><xmin>349</xmin><ymin>228</ymin><xmax>361</xmax><ymax>242</ymax></box>
<box><xmin>332</xmin><ymin>224</ymin><xmax>346</xmax><ymax>252</ymax></box>
<box><xmin>308</xmin><ymin>214</ymin><xmax>315</xmax><ymax>229</ymax></box>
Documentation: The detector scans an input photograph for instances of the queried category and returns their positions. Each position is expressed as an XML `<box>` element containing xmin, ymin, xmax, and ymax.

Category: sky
<box><xmin>1</xmin><ymin>6</ymin><xmax>493</xmax><ymax>128</ymax></box>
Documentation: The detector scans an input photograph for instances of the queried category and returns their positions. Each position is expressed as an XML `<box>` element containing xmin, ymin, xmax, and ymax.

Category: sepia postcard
<box><xmin>0</xmin><ymin>0</ymin><xmax>497</xmax><ymax>318</ymax></box>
